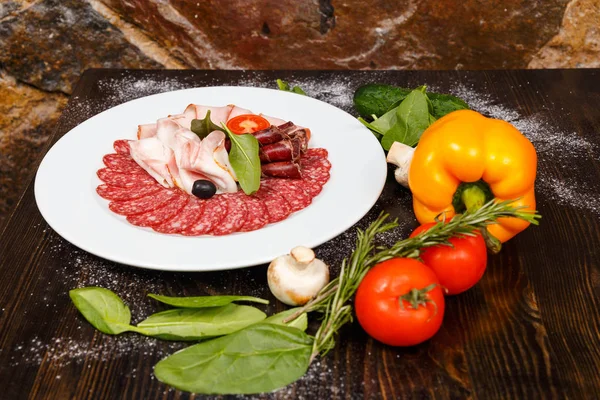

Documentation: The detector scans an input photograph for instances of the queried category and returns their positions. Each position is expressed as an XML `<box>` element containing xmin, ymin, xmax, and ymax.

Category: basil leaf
<box><xmin>148</xmin><ymin>294</ymin><xmax>269</xmax><ymax>308</ymax></box>
<box><xmin>190</xmin><ymin>110</ymin><xmax>225</xmax><ymax>140</ymax></box>
<box><xmin>381</xmin><ymin>87</ymin><xmax>431</xmax><ymax>150</ymax></box>
<box><xmin>221</xmin><ymin>124</ymin><xmax>261</xmax><ymax>195</ymax></box>
<box><xmin>135</xmin><ymin>304</ymin><xmax>266</xmax><ymax>341</ymax></box>
<box><xmin>353</xmin><ymin>84</ymin><xmax>411</xmax><ymax>118</ymax></box>
<box><xmin>276</xmin><ymin>79</ymin><xmax>307</xmax><ymax>96</ymax></box>
<box><xmin>154</xmin><ymin>323</ymin><xmax>313</xmax><ymax>394</ymax></box>
<box><xmin>263</xmin><ymin>308</ymin><xmax>308</xmax><ymax>331</ymax></box>
<box><xmin>69</xmin><ymin>287</ymin><xmax>133</xmax><ymax>335</ymax></box>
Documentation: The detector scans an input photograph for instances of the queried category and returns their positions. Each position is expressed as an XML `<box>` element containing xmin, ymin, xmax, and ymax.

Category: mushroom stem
<box><xmin>386</xmin><ymin>142</ymin><xmax>415</xmax><ymax>188</ymax></box>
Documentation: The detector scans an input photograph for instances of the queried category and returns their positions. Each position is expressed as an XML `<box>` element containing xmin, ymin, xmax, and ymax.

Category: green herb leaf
<box><xmin>69</xmin><ymin>287</ymin><xmax>133</xmax><ymax>335</ymax></box>
<box><xmin>380</xmin><ymin>87</ymin><xmax>431</xmax><ymax>150</ymax></box>
<box><xmin>154</xmin><ymin>323</ymin><xmax>313</xmax><ymax>394</ymax></box>
<box><xmin>190</xmin><ymin>110</ymin><xmax>225</xmax><ymax>140</ymax></box>
<box><xmin>263</xmin><ymin>308</ymin><xmax>308</xmax><ymax>331</ymax></box>
<box><xmin>353</xmin><ymin>84</ymin><xmax>411</xmax><ymax>118</ymax></box>
<box><xmin>276</xmin><ymin>79</ymin><xmax>307</xmax><ymax>96</ymax></box>
<box><xmin>135</xmin><ymin>304</ymin><xmax>266</xmax><ymax>341</ymax></box>
<box><xmin>148</xmin><ymin>294</ymin><xmax>269</xmax><ymax>308</ymax></box>
<box><xmin>221</xmin><ymin>123</ymin><xmax>261</xmax><ymax>195</ymax></box>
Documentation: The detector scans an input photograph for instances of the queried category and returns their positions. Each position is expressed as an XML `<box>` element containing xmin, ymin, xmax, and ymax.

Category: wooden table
<box><xmin>1</xmin><ymin>70</ymin><xmax>599</xmax><ymax>399</ymax></box>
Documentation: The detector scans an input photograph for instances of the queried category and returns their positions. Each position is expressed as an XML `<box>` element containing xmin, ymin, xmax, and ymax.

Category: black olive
<box><xmin>192</xmin><ymin>180</ymin><xmax>217</xmax><ymax>199</ymax></box>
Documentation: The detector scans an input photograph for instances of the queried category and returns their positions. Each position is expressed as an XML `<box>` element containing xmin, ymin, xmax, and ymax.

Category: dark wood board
<box><xmin>1</xmin><ymin>69</ymin><xmax>599</xmax><ymax>399</ymax></box>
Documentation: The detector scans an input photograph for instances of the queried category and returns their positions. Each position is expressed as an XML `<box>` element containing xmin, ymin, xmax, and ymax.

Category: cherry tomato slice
<box><xmin>226</xmin><ymin>114</ymin><xmax>271</xmax><ymax>134</ymax></box>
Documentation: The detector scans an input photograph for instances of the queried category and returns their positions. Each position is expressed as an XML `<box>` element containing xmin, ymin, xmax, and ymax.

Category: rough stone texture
<box><xmin>529</xmin><ymin>0</ymin><xmax>600</xmax><ymax>68</ymax></box>
<box><xmin>98</xmin><ymin>0</ymin><xmax>570</xmax><ymax>70</ymax></box>
<box><xmin>0</xmin><ymin>0</ymin><xmax>164</xmax><ymax>94</ymax></box>
<box><xmin>0</xmin><ymin>73</ymin><xmax>67</xmax><ymax>227</ymax></box>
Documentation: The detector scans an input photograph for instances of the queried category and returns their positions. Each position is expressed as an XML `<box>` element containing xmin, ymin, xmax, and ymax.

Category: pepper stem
<box><xmin>458</xmin><ymin>183</ymin><xmax>502</xmax><ymax>254</ymax></box>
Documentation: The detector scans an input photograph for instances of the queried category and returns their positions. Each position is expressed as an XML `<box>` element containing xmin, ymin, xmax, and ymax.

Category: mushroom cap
<box><xmin>267</xmin><ymin>254</ymin><xmax>329</xmax><ymax>306</ymax></box>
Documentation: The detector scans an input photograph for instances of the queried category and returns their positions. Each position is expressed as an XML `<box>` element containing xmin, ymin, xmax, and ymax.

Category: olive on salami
<box><xmin>211</xmin><ymin>193</ymin><xmax>248</xmax><ymax>236</ymax></box>
<box><xmin>109</xmin><ymin>188</ymin><xmax>179</xmax><ymax>216</ymax></box>
<box><xmin>182</xmin><ymin>195</ymin><xmax>228</xmax><ymax>236</ymax></box>
<box><xmin>127</xmin><ymin>192</ymin><xmax>189</xmax><ymax>227</ymax></box>
<box><xmin>103</xmin><ymin>154</ymin><xmax>146</xmax><ymax>174</ymax></box>
<box><xmin>97</xmin><ymin>168</ymin><xmax>156</xmax><ymax>188</ymax></box>
<box><xmin>154</xmin><ymin>197</ymin><xmax>205</xmax><ymax>234</ymax></box>
<box><xmin>96</xmin><ymin>183</ymin><xmax>162</xmax><ymax>201</ymax></box>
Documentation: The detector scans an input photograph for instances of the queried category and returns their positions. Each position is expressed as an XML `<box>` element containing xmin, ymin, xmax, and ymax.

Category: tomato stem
<box><xmin>398</xmin><ymin>283</ymin><xmax>438</xmax><ymax>317</ymax></box>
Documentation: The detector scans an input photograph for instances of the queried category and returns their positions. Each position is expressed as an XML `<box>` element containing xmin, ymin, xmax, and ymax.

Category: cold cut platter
<box><xmin>35</xmin><ymin>87</ymin><xmax>386</xmax><ymax>271</ymax></box>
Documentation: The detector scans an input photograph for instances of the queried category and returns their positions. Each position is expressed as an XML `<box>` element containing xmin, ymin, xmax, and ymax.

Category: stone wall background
<box><xmin>0</xmin><ymin>0</ymin><xmax>599</xmax><ymax>225</ymax></box>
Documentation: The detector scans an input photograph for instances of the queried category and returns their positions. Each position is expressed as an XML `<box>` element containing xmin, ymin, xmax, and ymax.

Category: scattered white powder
<box><xmin>96</xmin><ymin>76</ymin><xmax>189</xmax><ymax>105</ymax></box>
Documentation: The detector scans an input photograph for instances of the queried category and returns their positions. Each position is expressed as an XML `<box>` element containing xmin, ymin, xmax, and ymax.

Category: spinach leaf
<box><xmin>148</xmin><ymin>294</ymin><xmax>269</xmax><ymax>308</ymax></box>
<box><xmin>263</xmin><ymin>308</ymin><xmax>308</xmax><ymax>331</ymax></box>
<box><xmin>353</xmin><ymin>84</ymin><xmax>411</xmax><ymax>119</ymax></box>
<box><xmin>428</xmin><ymin>92</ymin><xmax>470</xmax><ymax>119</ymax></box>
<box><xmin>380</xmin><ymin>87</ymin><xmax>431</xmax><ymax>150</ymax></box>
<box><xmin>222</xmin><ymin>124</ymin><xmax>261</xmax><ymax>195</ymax></box>
<box><xmin>135</xmin><ymin>304</ymin><xmax>266</xmax><ymax>341</ymax></box>
<box><xmin>69</xmin><ymin>287</ymin><xmax>133</xmax><ymax>335</ymax></box>
<box><xmin>190</xmin><ymin>110</ymin><xmax>225</xmax><ymax>140</ymax></box>
<box><xmin>154</xmin><ymin>323</ymin><xmax>313</xmax><ymax>394</ymax></box>
<box><xmin>276</xmin><ymin>79</ymin><xmax>307</xmax><ymax>95</ymax></box>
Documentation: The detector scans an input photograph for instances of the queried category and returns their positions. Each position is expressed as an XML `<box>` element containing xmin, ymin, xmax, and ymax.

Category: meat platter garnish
<box><xmin>96</xmin><ymin>104</ymin><xmax>331</xmax><ymax>236</ymax></box>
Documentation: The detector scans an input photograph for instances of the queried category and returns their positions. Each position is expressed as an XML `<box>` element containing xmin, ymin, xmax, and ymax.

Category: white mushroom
<box><xmin>267</xmin><ymin>246</ymin><xmax>329</xmax><ymax>306</ymax></box>
<box><xmin>386</xmin><ymin>141</ymin><xmax>415</xmax><ymax>188</ymax></box>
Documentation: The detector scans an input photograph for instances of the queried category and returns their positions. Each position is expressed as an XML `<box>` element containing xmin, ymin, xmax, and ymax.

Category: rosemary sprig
<box><xmin>285</xmin><ymin>199</ymin><xmax>540</xmax><ymax>361</ymax></box>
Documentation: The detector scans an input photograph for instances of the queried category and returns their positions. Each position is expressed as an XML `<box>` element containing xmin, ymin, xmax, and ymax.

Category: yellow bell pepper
<box><xmin>409</xmin><ymin>109</ymin><xmax>537</xmax><ymax>243</ymax></box>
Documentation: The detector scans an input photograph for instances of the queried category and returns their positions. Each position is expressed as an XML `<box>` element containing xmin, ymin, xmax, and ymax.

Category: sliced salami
<box><xmin>296</xmin><ymin>178</ymin><xmax>324</xmax><ymax>197</ymax></box>
<box><xmin>261</xmin><ymin>179</ymin><xmax>311</xmax><ymax>212</ymax></box>
<box><xmin>96</xmin><ymin>183</ymin><xmax>162</xmax><ymax>201</ymax></box>
<box><xmin>212</xmin><ymin>193</ymin><xmax>248</xmax><ymax>236</ymax></box>
<box><xmin>239</xmin><ymin>194</ymin><xmax>268</xmax><ymax>232</ymax></box>
<box><xmin>113</xmin><ymin>139</ymin><xmax>131</xmax><ymax>155</ymax></box>
<box><xmin>97</xmin><ymin>168</ymin><xmax>156</xmax><ymax>188</ymax></box>
<box><xmin>127</xmin><ymin>192</ymin><xmax>188</xmax><ymax>227</ymax></box>
<box><xmin>109</xmin><ymin>188</ymin><xmax>179</xmax><ymax>216</ymax></box>
<box><xmin>182</xmin><ymin>195</ymin><xmax>228</xmax><ymax>236</ymax></box>
<box><xmin>103</xmin><ymin>154</ymin><xmax>146</xmax><ymax>174</ymax></box>
<box><xmin>300</xmin><ymin>156</ymin><xmax>331</xmax><ymax>184</ymax></box>
<box><xmin>254</xmin><ymin>186</ymin><xmax>292</xmax><ymax>223</ymax></box>
<box><xmin>154</xmin><ymin>197</ymin><xmax>205</xmax><ymax>234</ymax></box>
<box><xmin>305</xmin><ymin>148</ymin><xmax>328</xmax><ymax>158</ymax></box>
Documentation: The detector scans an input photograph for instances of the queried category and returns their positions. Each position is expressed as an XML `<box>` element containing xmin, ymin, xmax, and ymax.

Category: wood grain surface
<box><xmin>0</xmin><ymin>70</ymin><xmax>599</xmax><ymax>399</ymax></box>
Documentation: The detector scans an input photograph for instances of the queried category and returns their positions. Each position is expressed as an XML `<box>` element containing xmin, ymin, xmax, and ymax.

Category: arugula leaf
<box><xmin>380</xmin><ymin>87</ymin><xmax>431</xmax><ymax>150</ymax></box>
<box><xmin>190</xmin><ymin>110</ymin><xmax>225</xmax><ymax>140</ymax></box>
<box><xmin>135</xmin><ymin>304</ymin><xmax>266</xmax><ymax>341</ymax></box>
<box><xmin>69</xmin><ymin>287</ymin><xmax>133</xmax><ymax>335</ymax></box>
<box><xmin>276</xmin><ymin>79</ymin><xmax>307</xmax><ymax>95</ymax></box>
<box><xmin>221</xmin><ymin>123</ymin><xmax>261</xmax><ymax>195</ymax></box>
<box><xmin>148</xmin><ymin>294</ymin><xmax>269</xmax><ymax>308</ymax></box>
<box><xmin>154</xmin><ymin>323</ymin><xmax>313</xmax><ymax>394</ymax></box>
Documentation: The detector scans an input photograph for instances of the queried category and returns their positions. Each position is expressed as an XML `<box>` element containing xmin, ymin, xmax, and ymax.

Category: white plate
<box><xmin>35</xmin><ymin>87</ymin><xmax>386</xmax><ymax>272</ymax></box>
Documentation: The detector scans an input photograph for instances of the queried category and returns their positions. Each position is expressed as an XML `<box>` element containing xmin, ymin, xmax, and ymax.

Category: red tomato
<box><xmin>355</xmin><ymin>258</ymin><xmax>445</xmax><ymax>347</ymax></box>
<box><xmin>410</xmin><ymin>222</ymin><xmax>487</xmax><ymax>295</ymax></box>
<box><xmin>227</xmin><ymin>114</ymin><xmax>270</xmax><ymax>134</ymax></box>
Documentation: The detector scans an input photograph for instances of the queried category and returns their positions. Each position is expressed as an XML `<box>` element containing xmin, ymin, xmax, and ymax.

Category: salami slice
<box><xmin>97</xmin><ymin>168</ymin><xmax>156</xmax><ymax>188</ymax></box>
<box><xmin>154</xmin><ymin>197</ymin><xmax>205</xmax><ymax>234</ymax></box>
<box><xmin>254</xmin><ymin>187</ymin><xmax>292</xmax><ymax>223</ymax></box>
<box><xmin>212</xmin><ymin>193</ymin><xmax>248</xmax><ymax>236</ymax></box>
<box><xmin>296</xmin><ymin>178</ymin><xmax>324</xmax><ymax>197</ymax></box>
<box><xmin>300</xmin><ymin>156</ymin><xmax>331</xmax><ymax>184</ymax></box>
<box><xmin>113</xmin><ymin>139</ymin><xmax>131</xmax><ymax>155</ymax></box>
<box><xmin>305</xmin><ymin>148</ymin><xmax>328</xmax><ymax>158</ymax></box>
<box><xmin>261</xmin><ymin>179</ymin><xmax>311</xmax><ymax>212</ymax></box>
<box><xmin>103</xmin><ymin>154</ymin><xmax>146</xmax><ymax>174</ymax></box>
<box><xmin>182</xmin><ymin>195</ymin><xmax>228</xmax><ymax>236</ymax></box>
<box><xmin>109</xmin><ymin>188</ymin><xmax>179</xmax><ymax>216</ymax></box>
<box><xmin>239</xmin><ymin>195</ymin><xmax>268</xmax><ymax>232</ymax></box>
<box><xmin>127</xmin><ymin>192</ymin><xmax>188</xmax><ymax>227</ymax></box>
<box><xmin>96</xmin><ymin>183</ymin><xmax>162</xmax><ymax>201</ymax></box>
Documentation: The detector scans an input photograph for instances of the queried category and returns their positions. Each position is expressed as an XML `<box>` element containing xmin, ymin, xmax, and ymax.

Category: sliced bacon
<box><xmin>261</xmin><ymin>161</ymin><xmax>302</xmax><ymax>179</ymax></box>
